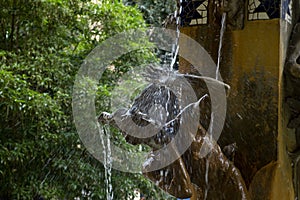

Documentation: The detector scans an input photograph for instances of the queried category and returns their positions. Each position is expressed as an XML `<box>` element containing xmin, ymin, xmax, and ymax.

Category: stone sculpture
<box><xmin>98</xmin><ymin>73</ymin><xmax>249</xmax><ymax>199</ymax></box>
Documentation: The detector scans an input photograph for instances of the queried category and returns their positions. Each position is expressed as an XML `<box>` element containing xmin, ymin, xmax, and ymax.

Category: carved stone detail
<box><xmin>287</xmin><ymin>23</ymin><xmax>300</xmax><ymax>78</ymax></box>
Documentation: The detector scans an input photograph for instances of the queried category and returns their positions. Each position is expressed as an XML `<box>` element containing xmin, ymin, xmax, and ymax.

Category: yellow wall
<box><xmin>179</xmin><ymin>15</ymin><xmax>295</xmax><ymax>199</ymax></box>
<box><xmin>232</xmin><ymin>19</ymin><xmax>295</xmax><ymax>199</ymax></box>
<box><xmin>232</xmin><ymin>19</ymin><xmax>280</xmax><ymax>89</ymax></box>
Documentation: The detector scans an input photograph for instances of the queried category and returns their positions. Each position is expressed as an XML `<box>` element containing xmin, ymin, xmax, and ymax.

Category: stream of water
<box><xmin>99</xmin><ymin>125</ymin><xmax>113</xmax><ymax>200</ymax></box>
<box><xmin>98</xmin><ymin>5</ymin><xmax>227</xmax><ymax>200</ymax></box>
<box><xmin>204</xmin><ymin>12</ymin><xmax>227</xmax><ymax>200</ymax></box>
<box><xmin>216</xmin><ymin>13</ymin><xmax>227</xmax><ymax>80</ymax></box>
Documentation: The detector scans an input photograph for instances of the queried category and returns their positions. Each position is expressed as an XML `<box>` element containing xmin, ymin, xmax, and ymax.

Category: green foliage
<box><xmin>123</xmin><ymin>0</ymin><xmax>176</xmax><ymax>26</ymax></box>
<box><xmin>0</xmin><ymin>0</ymin><xmax>173</xmax><ymax>199</ymax></box>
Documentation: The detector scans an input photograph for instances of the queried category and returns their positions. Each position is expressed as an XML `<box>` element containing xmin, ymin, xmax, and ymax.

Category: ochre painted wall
<box><xmin>179</xmin><ymin>17</ymin><xmax>295</xmax><ymax>199</ymax></box>
<box><xmin>232</xmin><ymin>19</ymin><xmax>280</xmax><ymax>89</ymax></box>
<box><xmin>232</xmin><ymin>18</ymin><xmax>294</xmax><ymax>200</ymax></box>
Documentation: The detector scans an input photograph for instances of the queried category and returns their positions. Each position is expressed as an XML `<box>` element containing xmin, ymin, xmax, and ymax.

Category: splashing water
<box><xmin>204</xmin><ymin>12</ymin><xmax>227</xmax><ymax>200</ymax></box>
<box><xmin>170</xmin><ymin>0</ymin><xmax>183</xmax><ymax>71</ymax></box>
<box><xmin>97</xmin><ymin>4</ymin><xmax>227</xmax><ymax>197</ymax></box>
<box><xmin>216</xmin><ymin>13</ymin><xmax>227</xmax><ymax>81</ymax></box>
<box><xmin>99</xmin><ymin>125</ymin><xmax>113</xmax><ymax>200</ymax></box>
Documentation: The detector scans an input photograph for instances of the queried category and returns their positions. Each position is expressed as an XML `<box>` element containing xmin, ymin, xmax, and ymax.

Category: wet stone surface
<box><xmin>99</xmin><ymin>78</ymin><xmax>249</xmax><ymax>199</ymax></box>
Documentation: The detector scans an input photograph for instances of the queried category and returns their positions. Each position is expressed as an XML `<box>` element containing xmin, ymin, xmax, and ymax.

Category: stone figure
<box><xmin>220</xmin><ymin>0</ymin><xmax>245</xmax><ymax>30</ymax></box>
<box><xmin>286</xmin><ymin>22</ymin><xmax>300</xmax><ymax>79</ymax></box>
<box><xmin>285</xmin><ymin>2</ymin><xmax>300</xmax><ymax>134</ymax></box>
<box><xmin>98</xmin><ymin>68</ymin><xmax>249</xmax><ymax>199</ymax></box>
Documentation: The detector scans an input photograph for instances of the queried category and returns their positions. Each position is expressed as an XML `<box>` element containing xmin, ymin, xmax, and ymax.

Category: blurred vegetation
<box><xmin>123</xmin><ymin>0</ymin><xmax>176</xmax><ymax>26</ymax></box>
<box><xmin>0</xmin><ymin>0</ymin><xmax>175</xmax><ymax>199</ymax></box>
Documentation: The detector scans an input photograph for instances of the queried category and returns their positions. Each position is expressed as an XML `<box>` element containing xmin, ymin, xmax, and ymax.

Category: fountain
<box><xmin>97</xmin><ymin>0</ymin><xmax>300</xmax><ymax>199</ymax></box>
<box><xmin>98</xmin><ymin>66</ymin><xmax>249</xmax><ymax>199</ymax></box>
<box><xmin>178</xmin><ymin>0</ymin><xmax>300</xmax><ymax>199</ymax></box>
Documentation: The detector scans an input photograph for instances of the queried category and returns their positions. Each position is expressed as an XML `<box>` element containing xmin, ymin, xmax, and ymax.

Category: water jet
<box><xmin>98</xmin><ymin>0</ymin><xmax>300</xmax><ymax>199</ymax></box>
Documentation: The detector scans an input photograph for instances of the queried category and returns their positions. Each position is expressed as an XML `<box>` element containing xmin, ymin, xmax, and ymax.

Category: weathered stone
<box><xmin>99</xmin><ymin>84</ymin><xmax>249</xmax><ymax>199</ymax></box>
<box><xmin>248</xmin><ymin>161</ymin><xmax>277</xmax><ymax>200</ymax></box>
<box><xmin>220</xmin><ymin>0</ymin><xmax>245</xmax><ymax>30</ymax></box>
<box><xmin>98</xmin><ymin>0</ymin><xmax>300</xmax><ymax>198</ymax></box>
<box><xmin>286</xmin><ymin>23</ymin><xmax>300</xmax><ymax>78</ymax></box>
